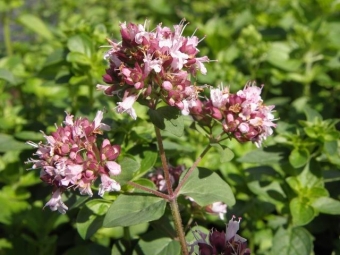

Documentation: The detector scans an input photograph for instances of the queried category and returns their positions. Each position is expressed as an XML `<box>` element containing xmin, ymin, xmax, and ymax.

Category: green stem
<box><xmin>174</xmin><ymin>144</ymin><xmax>211</xmax><ymax>195</ymax></box>
<box><xmin>154</xmin><ymin>126</ymin><xmax>188</xmax><ymax>254</ymax></box>
<box><xmin>169</xmin><ymin>199</ymin><xmax>188</xmax><ymax>255</ymax></box>
<box><xmin>154</xmin><ymin>126</ymin><xmax>174</xmax><ymax>196</ymax></box>
<box><xmin>127</xmin><ymin>181</ymin><xmax>170</xmax><ymax>200</ymax></box>
<box><xmin>3</xmin><ymin>12</ymin><xmax>13</xmax><ymax>56</ymax></box>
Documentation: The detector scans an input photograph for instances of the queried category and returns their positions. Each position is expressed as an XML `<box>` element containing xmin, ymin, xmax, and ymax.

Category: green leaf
<box><xmin>67</xmin><ymin>34</ymin><xmax>93</xmax><ymax>57</ymax></box>
<box><xmin>304</xmin><ymin>106</ymin><xmax>322</xmax><ymax>122</ymax></box>
<box><xmin>132</xmin><ymin>179</ymin><xmax>157</xmax><ymax>190</ymax></box>
<box><xmin>115</xmin><ymin>157</ymin><xmax>140</xmax><ymax>185</ymax></box>
<box><xmin>237</xmin><ymin>149</ymin><xmax>284</xmax><ymax>164</ymax></box>
<box><xmin>179</xmin><ymin>167</ymin><xmax>235</xmax><ymax>206</ymax></box>
<box><xmin>43</xmin><ymin>49</ymin><xmax>66</xmax><ymax>67</ymax></box>
<box><xmin>17</xmin><ymin>14</ymin><xmax>53</xmax><ymax>40</ymax></box>
<box><xmin>210</xmin><ymin>143</ymin><xmax>234</xmax><ymax>163</ymax></box>
<box><xmin>0</xmin><ymin>133</ymin><xmax>31</xmax><ymax>152</ymax></box>
<box><xmin>0</xmin><ymin>68</ymin><xmax>16</xmax><ymax>84</ymax></box>
<box><xmin>297</xmin><ymin>162</ymin><xmax>323</xmax><ymax>189</ymax></box>
<box><xmin>323</xmin><ymin>140</ymin><xmax>337</xmax><ymax>155</ymax></box>
<box><xmin>14</xmin><ymin>131</ymin><xmax>43</xmax><ymax>141</ymax></box>
<box><xmin>138</xmin><ymin>150</ymin><xmax>158</xmax><ymax>175</ymax></box>
<box><xmin>312</xmin><ymin>197</ymin><xmax>340</xmax><ymax>215</ymax></box>
<box><xmin>138</xmin><ymin>231</ymin><xmax>181</xmax><ymax>255</ymax></box>
<box><xmin>103</xmin><ymin>194</ymin><xmax>166</xmax><ymax>227</ymax></box>
<box><xmin>148</xmin><ymin>106</ymin><xmax>184</xmax><ymax>137</ymax></box>
<box><xmin>271</xmin><ymin>227</ymin><xmax>313</xmax><ymax>255</ymax></box>
<box><xmin>66</xmin><ymin>52</ymin><xmax>92</xmax><ymax>66</ymax></box>
<box><xmin>266</xmin><ymin>42</ymin><xmax>302</xmax><ymax>71</ymax></box>
<box><xmin>289</xmin><ymin>148</ymin><xmax>309</xmax><ymax>168</ymax></box>
<box><xmin>76</xmin><ymin>199</ymin><xmax>111</xmax><ymax>240</ymax></box>
<box><xmin>290</xmin><ymin>198</ymin><xmax>315</xmax><ymax>226</ymax></box>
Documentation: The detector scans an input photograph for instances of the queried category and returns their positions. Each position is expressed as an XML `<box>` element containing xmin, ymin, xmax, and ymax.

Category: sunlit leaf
<box><xmin>17</xmin><ymin>14</ymin><xmax>53</xmax><ymax>40</ymax></box>
<box><xmin>179</xmin><ymin>167</ymin><xmax>235</xmax><ymax>206</ymax></box>
<box><xmin>312</xmin><ymin>197</ymin><xmax>340</xmax><ymax>215</ymax></box>
<box><xmin>103</xmin><ymin>194</ymin><xmax>166</xmax><ymax>227</ymax></box>
<box><xmin>289</xmin><ymin>148</ymin><xmax>309</xmax><ymax>168</ymax></box>
<box><xmin>290</xmin><ymin>197</ymin><xmax>315</xmax><ymax>226</ymax></box>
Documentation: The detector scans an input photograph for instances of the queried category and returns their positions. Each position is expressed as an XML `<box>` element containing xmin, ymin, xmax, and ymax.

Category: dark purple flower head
<box><xmin>188</xmin><ymin>216</ymin><xmax>251</xmax><ymax>255</ymax></box>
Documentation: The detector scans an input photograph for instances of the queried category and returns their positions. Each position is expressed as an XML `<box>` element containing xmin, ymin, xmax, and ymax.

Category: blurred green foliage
<box><xmin>0</xmin><ymin>0</ymin><xmax>339</xmax><ymax>254</ymax></box>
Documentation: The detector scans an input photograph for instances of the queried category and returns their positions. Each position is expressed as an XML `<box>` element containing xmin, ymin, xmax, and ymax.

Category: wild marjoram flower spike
<box><xmin>189</xmin><ymin>82</ymin><xmax>277</xmax><ymax>148</ymax></box>
<box><xmin>97</xmin><ymin>19</ymin><xmax>210</xmax><ymax>119</ymax></box>
<box><xmin>25</xmin><ymin>111</ymin><xmax>121</xmax><ymax>213</ymax></box>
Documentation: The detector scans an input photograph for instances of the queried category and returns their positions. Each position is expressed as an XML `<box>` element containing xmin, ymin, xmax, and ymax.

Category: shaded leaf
<box><xmin>148</xmin><ymin>107</ymin><xmax>184</xmax><ymax>137</ymax></box>
<box><xmin>76</xmin><ymin>199</ymin><xmax>111</xmax><ymax>240</ymax></box>
<box><xmin>271</xmin><ymin>227</ymin><xmax>313</xmax><ymax>255</ymax></box>
<box><xmin>210</xmin><ymin>143</ymin><xmax>234</xmax><ymax>163</ymax></box>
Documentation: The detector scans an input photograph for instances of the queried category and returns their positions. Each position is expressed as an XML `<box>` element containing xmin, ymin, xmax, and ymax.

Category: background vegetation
<box><xmin>0</xmin><ymin>0</ymin><xmax>339</xmax><ymax>254</ymax></box>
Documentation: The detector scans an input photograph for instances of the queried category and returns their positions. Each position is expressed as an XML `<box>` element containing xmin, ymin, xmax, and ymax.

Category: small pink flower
<box><xmin>98</xmin><ymin>174</ymin><xmax>121</xmax><ymax>197</ymax></box>
<box><xmin>116</xmin><ymin>95</ymin><xmax>138</xmax><ymax>120</ymax></box>
<box><xmin>60</xmin><ymin>164</ymin><xmax>83</xmax><ymax>186</ymax></box>
<box><xmin>93</xmin><ymin>110</ymin><xmax>111</xmax><ymax>131</ymax></box>
<box><xmin>106</xmin><ymin>161</ymin><xmax>121</xmax><ymax>176</ymax></box>
<box><xmin>44</xmin><ymin>189</ymin><xmax>68</xmax><ymax>214</ymax></box>
<box><xmin>206</xmin><ymin>202</ymin><xmax>227</xmax><ymax>220</ymax></box>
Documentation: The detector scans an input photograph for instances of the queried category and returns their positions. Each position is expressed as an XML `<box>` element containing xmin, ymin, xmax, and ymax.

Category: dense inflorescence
<box><xmin>26</xmin><ymin>111</ymin><xmax>121</xmax><ymax>213</ymax></box>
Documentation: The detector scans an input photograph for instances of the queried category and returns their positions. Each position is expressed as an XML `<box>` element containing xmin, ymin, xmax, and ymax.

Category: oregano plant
<box><xmin>26</xmin><ymin>20</ymin><xmax>276</xmax><ymax>255</ymax></box>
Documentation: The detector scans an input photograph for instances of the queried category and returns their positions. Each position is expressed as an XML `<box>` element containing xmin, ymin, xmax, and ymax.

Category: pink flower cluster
<box><xmin>26</xmin><ymin>111</ymin><xmax>121</xmax><ymax>213</ymax></box>
<box><xmin>189</xmin><ymin>216</ymin><xmax>251</xmax><ymax>255</ymax></box>
<box><xmin>97</xmin><ymin>20</ymin><xmax>210</xmax><ymax>119</ymax></box>
<box><xmin>97</xmin><ymin>20</ymin><xmax>276</xmax><ymax>147</ymax></box>
<box><xmin>191</xmin><ymin>82</ymin><xmax>276</xmax><ymax>147</ymax></box>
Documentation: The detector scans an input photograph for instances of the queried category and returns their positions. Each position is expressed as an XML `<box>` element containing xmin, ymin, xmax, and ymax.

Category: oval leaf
<box><xmin>18</xmin><ymin>14</ymin><xmax>53</xmax><ymax>40</ymax></box>
<box><xmin>178</xmin><ymin>167</ymin><xmax>235</xmax><ymax>206</ymax></box>
<box><xmin>115</xmin><ymin>157</ymin><xmax>140</xmax><ymax>185</ymax></box>
<box><xmin>289</xmin><ymin>148</ymin><xmax>309</xmax><ymax>168</ymax></box>
<box><xmin>289</xmin><ymin>197</ymin><xmax>315</xmax><ymax>226</ymax></box>
<box><xmin>312</xmin><ymin>197</ymin><xmax>340</xmax><ymax>215</ymax></box>
<box><xmin>103</xmin><ymin>194</ymin><xmax>166</xmax><ymax>227</ymax></box>
<box><xmin>210</xmin><ymin>143</ymin><xmax>234</xmax><ymax>163</ymax></box>
<box><xmin>67</xmin><ymin>34</ymin><xmax>93</xmax><ymax>57</ymax></box>
<box><xmin>148</xmin><ymin>106</ymin><xmax>184</xmax><ymax>137</ymax></box>
<box><xmin>272</xmin><ymin>227</ymin><xmax>313</xmax><ymax>255</ymax></box>
<box><xmin>0</xmin><ymin>69</ymin><xmax>16</xmax><ymax>84</ymax></box>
